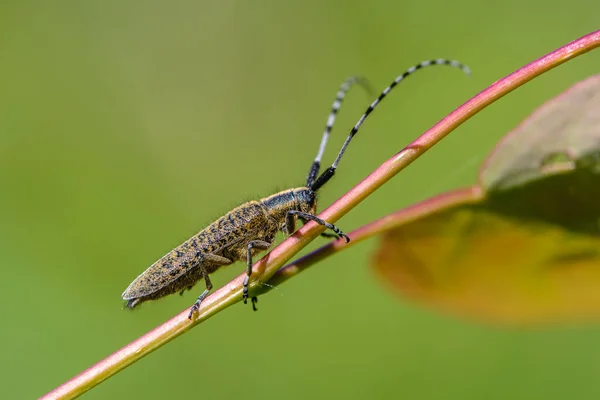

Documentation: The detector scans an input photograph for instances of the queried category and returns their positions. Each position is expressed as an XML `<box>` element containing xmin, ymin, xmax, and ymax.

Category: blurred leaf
<box><xmin>373</xmin><ymin>75</ymin><xmax>600</xmax><ymax>325</ymax></box>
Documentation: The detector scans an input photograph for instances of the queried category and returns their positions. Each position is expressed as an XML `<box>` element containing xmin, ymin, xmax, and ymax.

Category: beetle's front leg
<box><xmin>297</xmin><ymin>215</ymin><xmax>342</xmax><ymax>239</ymax></box>
<box><xmin>284</xmin><ymin>211</ymin><xmax>296</xmax><ymax>235</ymax></box>
<box><xmin>287</xmin><ymin>210</ymin><xmax>350</xmax><ymax>242</ymax></box>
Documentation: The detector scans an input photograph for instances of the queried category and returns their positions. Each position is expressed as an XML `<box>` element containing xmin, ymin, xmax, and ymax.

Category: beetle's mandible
<box><xmin>121</xmin><ymin>58</ymin><xmax>471</xmax><ymax>319</ymax></box>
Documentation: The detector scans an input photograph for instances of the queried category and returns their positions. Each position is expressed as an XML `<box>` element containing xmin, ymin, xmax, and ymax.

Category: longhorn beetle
<box><xmin>122</xmin><ymin>58</ymin><xmax>471</xmax><ymax>319</ymax></box>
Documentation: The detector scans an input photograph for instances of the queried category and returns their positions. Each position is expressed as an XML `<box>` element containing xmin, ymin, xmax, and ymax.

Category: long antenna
<box><xmin>306</xmin><ymin>76</ymin><xmax>374</xmax><ymax>188</ymax></box>
<box><xmin>311</xmin><ymin>58</ymin><xmax>471</xmax><ymax>191</ymax></box>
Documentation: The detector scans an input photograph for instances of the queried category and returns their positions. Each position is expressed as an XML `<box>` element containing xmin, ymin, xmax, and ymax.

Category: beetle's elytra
<box><xmin>122</xmin><ymin>59</ymin><xmax>471</xmax><ymax>319</ymax></box>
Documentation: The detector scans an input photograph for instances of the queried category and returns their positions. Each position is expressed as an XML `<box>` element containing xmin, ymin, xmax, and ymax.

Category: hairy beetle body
<box><xmin>122</xmin><ymin>188</ymin><xmax>316</xmax><ymax>310</ymax></box>
<box><xmin>121</xmin><ymin>59</ymin><xmax>471</xmax><ymax>318</ymax></box>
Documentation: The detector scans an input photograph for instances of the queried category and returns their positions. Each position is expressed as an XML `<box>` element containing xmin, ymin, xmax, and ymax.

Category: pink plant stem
<box><xmin>266</xmin><ymin>187</ymin><xmax>481</xmax><ymax>287</ymax></box>
<box><xmin>41</xmin><ymin>30</ymin><xmax>600</xmax><ymax>400</ymax></box>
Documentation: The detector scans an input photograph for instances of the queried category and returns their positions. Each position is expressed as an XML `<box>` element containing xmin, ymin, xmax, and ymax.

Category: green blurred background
<box><xmin>1</xmin><ymin>1</ymin><xmax>599</xmax><ymax>399</ymax></box>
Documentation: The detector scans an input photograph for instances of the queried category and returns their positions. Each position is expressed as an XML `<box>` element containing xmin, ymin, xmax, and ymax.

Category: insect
<box><xmin>122</xmin><ymin>58</ymin><xmax>471</xmax><ymax>319</ymax></box>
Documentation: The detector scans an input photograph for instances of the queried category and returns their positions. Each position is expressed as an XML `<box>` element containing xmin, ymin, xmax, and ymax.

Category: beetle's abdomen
<box><xmin>122</xmin><ymin>200</ymin><xmax>278</xmax><ymax>303</ymax></box>
<box><xmin>196</xmin><ymin>201</ymin><xmax>277</xmax><ymax>261</ymax></box>
<box><xmin>121</xmin><ymin>237</ymin><xmax>205</xmax><ymax>300</ymax></box>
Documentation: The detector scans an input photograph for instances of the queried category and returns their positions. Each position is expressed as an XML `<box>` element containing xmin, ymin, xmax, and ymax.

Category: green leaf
<box><xmin>373</xmin><ymin>75</ymin><xmax>600</xmax><ymax>325</ymax></box>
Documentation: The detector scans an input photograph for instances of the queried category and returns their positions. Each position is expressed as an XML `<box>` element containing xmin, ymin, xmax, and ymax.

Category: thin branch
<box><xmin>265</xmin><ymin>187</ymin><xmax>481</xmax><ymax>288</ymax></box>
<box><xmin>41</xmin><ymin>30</ymin><xmax>600</xmax><ymax>400</ymax></box>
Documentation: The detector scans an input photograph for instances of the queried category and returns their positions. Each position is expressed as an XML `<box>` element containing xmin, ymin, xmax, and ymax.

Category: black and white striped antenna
<box><xmin>310</xmin><ymin>58</ymin><xmax>471</xmax><ymax>192</ymax></box>
<box><xmin>306</xmin><ymin>76</ymin><xmax>374</xmax><ymax>188</ymax></box>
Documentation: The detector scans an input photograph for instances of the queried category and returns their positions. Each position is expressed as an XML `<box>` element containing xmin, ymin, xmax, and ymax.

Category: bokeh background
<box><xmin>2</xmin><ymin>1</ymin><xmax>600</xmax><ymax>399</ymax></box>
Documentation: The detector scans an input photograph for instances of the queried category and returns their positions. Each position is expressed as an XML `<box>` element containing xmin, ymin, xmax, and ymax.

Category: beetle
<box><xmin>121</xmin><ymin>58</ymin><xmax>471</xmax><ymax>319</ymax></box>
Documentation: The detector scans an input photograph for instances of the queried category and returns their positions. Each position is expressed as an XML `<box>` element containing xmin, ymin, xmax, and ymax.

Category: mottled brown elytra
<box><xmin>122</xmin><ymin>59</ymin><xmax>471</xmax><ymax>319</ymax></box>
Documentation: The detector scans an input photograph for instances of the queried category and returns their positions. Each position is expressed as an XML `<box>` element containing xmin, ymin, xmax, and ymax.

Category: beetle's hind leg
<box><xmin>188</xmin><ymin>253</ymin><xmax>232</xmax><ymax>319</ymax></box>
<box><xmin>188</xmin><ymin>272</ymin><xmax>212</xmax><ymax>319</ymax></box>
<box><xmin>243</xmin><ymin>240</ymin><xmax>272</xmax><ymax>309</ymax></box>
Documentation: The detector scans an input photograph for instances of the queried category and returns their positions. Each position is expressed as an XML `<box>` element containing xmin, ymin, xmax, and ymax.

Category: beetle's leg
<box><xmin>296</xmin><ymin>214</ymin><xmax>338</xmax><ymax>238</ymax></box>
<box><xmin>179</xmin><ymin>285</ymin><xmax>193</xmax><ymax>296</ymax></box>
<box><xmin>287</xmin><ymin>210</ymin><xmax>350</xmax><ymax>243</ymax></box>
<box><xmin>319</xmin><ymin>232</ymin><xmax>339</xmax><ymax>238</ymax></box>
<box><xmin>251</xmin><ymin>296</ymin><xmax>258</xmax><ymax>311</ymax></box>
<box><xmin>297</xmin><ymin>215</ymin><xmax>340</xmax><ymax>239</ymax></box>
<box><xmin>243</xmin><ymin>240</ymin><xmax>272</xmax><ymax>307</ymax></box>
<box><xmin>284</xmin><ymin>212</ymin><xmax>296</xmax><ymax>235</ymax></box>
<box><xmin>188</xmin><ymin>272</ymin><xmax>212</xmax><ymax>319</ymax></box>
<box><xmin>188</xmin><ymin>253</ymin><xmax>232</xmax><ymax>319</ymax></box>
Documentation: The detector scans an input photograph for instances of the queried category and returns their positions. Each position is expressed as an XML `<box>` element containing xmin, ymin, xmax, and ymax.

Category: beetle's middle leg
<box><xmin>243</xmin><ymin>240</ymin><xmax>272</xmax><ymax>308</ymax></box>
<box><xmin>188</xmin><ymin>253</ymin><xmax>232</xmax><ymax>319</ymax></box>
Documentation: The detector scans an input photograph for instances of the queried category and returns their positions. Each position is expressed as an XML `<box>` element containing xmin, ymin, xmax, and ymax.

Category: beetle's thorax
<box><xmin>293</xmin><ymin>187</ymin><xmax>317</xmax><ymax>214</ymax></box>
<box><xmin>260</xmin><ymin>187</ymin><xmax>316</xmax><ymax>222</ymax></box>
